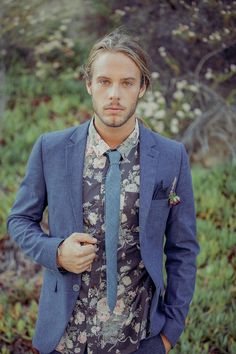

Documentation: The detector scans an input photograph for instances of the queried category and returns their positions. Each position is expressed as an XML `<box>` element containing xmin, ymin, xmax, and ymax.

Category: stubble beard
<box><xmin>92</xmin><ymin>96</ymin><xmax>139</xmax><ymax>128</ymax></box>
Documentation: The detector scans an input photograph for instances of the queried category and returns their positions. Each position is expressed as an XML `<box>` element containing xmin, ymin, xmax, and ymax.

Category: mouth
<box><xmin>104</xmin><ymin>106</ymin><xmax>125</xmax><ymax>113</ymax></box>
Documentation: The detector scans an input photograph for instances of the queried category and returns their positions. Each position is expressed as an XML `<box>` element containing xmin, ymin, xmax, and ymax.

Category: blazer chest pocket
<box><xmin>146</xmin><ymin>199</ymin><xmax>170</xmax><ymax>238</ymax></box>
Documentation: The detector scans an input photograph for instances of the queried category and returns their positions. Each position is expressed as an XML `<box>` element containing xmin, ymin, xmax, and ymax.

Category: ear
<box><xmin>86</xmin><ymin>80</ymin><xmax>92</xmax><ymax>95</ymax></box>
<box><xmin>138</xmin><ymin>84</ymin><xmax>146</xmax><ymax>99</ymax></box>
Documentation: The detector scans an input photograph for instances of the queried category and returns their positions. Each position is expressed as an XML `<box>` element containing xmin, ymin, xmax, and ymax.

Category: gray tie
<box><xmin>105</xmin><ymin>149</ymin><xmax>121</xmax><ymax>312</ymax></box>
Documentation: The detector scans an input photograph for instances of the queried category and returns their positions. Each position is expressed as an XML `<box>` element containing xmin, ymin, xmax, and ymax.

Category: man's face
<box><xmin>86</xmin><ymin>51</ymin><xmax>146</xmax><ymax>130</ymax></box>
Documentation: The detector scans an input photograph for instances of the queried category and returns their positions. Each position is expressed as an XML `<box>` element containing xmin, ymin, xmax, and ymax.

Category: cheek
<box><xmin>92</xmin><ymin>86</ymin><xmax>106</xmax><ymax>97</ymax></box>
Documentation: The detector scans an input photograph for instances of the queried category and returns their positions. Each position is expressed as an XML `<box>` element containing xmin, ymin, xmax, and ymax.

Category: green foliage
<box><xmin>0</xmin><ymin>69</ymin><xmax>92</xmax><ymax>239</ymax></box>
<box><xmin>171</xmin><ymin>164</ymin><xmax>236</xmax><ymax>354</ymax></box>
<box><xmin>0</xmin><ymin>276</ymin><xmax>40</xmax><ymax>353</ymax></box>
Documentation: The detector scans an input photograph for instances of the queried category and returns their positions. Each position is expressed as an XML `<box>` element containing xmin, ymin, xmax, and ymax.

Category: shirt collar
<box><xmin>87</xmin><ymin>117</ymin><xmax>139</xmax><ymax>160</ymax></box>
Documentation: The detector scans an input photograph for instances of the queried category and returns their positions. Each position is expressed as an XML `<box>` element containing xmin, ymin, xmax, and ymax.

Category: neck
<box><xmin>93</xmin><ymin>116</ymin><xmax>136</xmax><ymax>149</ymax></box>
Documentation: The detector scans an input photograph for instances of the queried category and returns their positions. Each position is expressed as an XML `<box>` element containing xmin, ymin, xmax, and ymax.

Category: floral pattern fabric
<box><xmin>56</xmin><ymin>119</ymin><xmax>154</xmax><ymax>354</ymax></box>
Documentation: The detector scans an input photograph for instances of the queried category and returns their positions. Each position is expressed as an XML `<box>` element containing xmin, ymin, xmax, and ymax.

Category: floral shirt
<box><xmin>56</xmin><ymin>118</ymin><xmax>154</xmax><ymax>354</ymax></box>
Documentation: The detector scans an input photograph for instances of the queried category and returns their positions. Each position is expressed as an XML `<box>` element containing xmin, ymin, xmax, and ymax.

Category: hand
<box><xmin>57</xmin><ymin>232</ymin><xmax>97</xmax><ymax>274</ymax></box>
<box><xmin>160</xmin><ymin>333</ymin><xmax>171</xmax><ymax>353</ymax></box>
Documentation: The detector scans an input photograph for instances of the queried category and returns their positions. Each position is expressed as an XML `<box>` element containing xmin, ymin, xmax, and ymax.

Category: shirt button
<box><xmin>73</xmin><ymin>284</ymin><xmax>80</xmax><ymax>292</ymax></box>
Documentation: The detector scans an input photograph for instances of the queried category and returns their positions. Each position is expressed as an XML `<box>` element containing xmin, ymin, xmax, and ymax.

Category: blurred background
<box><xmin>0</xmin><ymin>1</ymin><xmax>236</xmax><ymax>353</ymax></box>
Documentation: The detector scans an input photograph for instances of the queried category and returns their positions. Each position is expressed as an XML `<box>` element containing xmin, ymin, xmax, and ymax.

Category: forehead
<box><xmin>92</xmin><ymin>51</ymin><xmax>141</xmax><ymax>79</ymax></box>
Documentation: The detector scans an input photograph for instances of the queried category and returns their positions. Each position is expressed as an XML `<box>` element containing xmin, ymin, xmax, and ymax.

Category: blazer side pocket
<box><xmin>146</xmin><ymin>199</ymin><xmax>170</xmax><ymax>238</ymax></box>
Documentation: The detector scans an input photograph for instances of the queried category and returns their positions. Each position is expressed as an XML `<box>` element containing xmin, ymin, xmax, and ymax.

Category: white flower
<box><xmin>88</xmin><ymin>212</ymin><xmax>98</xmax><ymax>225</ymax></box>
<box><xmin>159</xmin><ymin>46</ymin><xmax>167</xmax><ymax>57</ymax></box>
<box><xmin>194</xmin><ymin>108</ymin><xmax>202</xmax><ymax>116</ymax></box>
<box><xmin>82</xmin><ymin>273</ymin><xmax>90</xmax><ymax>286</ymax></box>
<box><xmin>75</xmin><ymin>311</ymin><xmax>85</xmax><ymax>325</ymax></box>
<box><xmin>94</xmin><ymin>171</ymin><xmax>103</xmax><ymax>183</ymax></box>
<box><xmin>177</xmin><ymin>80</ymin><xmax>187</xmax><ymax>90</ymax></box>
<box><xmin>115</xmin><ymin>9</ymin><xmax>126</xmax><ymax>16</ymax></box>
<box><xmin>154</xmin><ymin>91</ymin><xmax>162</xmax><ymax>98</ymax></box>
<box><xmin>78</xmin><ymin>331</ymin><xmax>87</xmax><ymax>343</ymax></box>
<box><xmin>117</xmin><ymin>284</ymin><xmax>125</xmax><ymax>295</ymax></box>
<box><xmin>151</xmin><ymin>72</ymin><xmax>160</xmax><ymax>79</ymax></box>
<box><xmin>119</xmin><ymin>195</ymin><xmax>125</xmax><ymax>211</ymax></box>
<box><xmin>121</xmin><ymin>213</ymin><xmax>127</xmax><ymax>223</ymax></box>
<box><xmin>91</xmin><ymin>326</ymin><xmax>99</xmax><ymax>335</ymax></box>
<box><xmin>52</xmin><ymin>61</ymin><xmax>60</xmax><ymax>69</ymax></box>
<box><xmin>125</xmin><ymin>183</ymin><xmax>138</xmax><ymax>192</ymax></box>
<box><xmin>173</xmin><ymin>90</ymin><xmax>184</xmax><ymax>100</ymax></box>
<box><xmin>188</xmin><ymin>31</ymin><xmax>195</xmax><ymax>37</ymax></box>
<box><xmin>120</xmin><ymin>265</ymin><xmax>131</xmax><ymax>273</ymax></box>
<box><xmin>146</xmin><ymin>92</ymin><xmax>154</xmax><ymax>102</ymax></box>
<box><xmin>97</xmin><ymin>306</ymin><xmax>110</xmax><ymax>322</ymax></box>
<box><xmin>157</xmin><ymin>96</ymin><xmax>166</xmax><ymax>105</ymax></box>
<box><xmin>64</xmin><ymin>38</ymin><xmax>74</xmax><ymax>48</ymax></box>
<box><xmin>60</xmin><ymin>25</ymin><xmax>67</xmax><ymax>32</ymax></box>
<box><xmin>182</xmin><ymin>103</ymin><xmax>191</xmax><ymax>112</ymax></box>
<box><xmin>155</xmin><ymin>109</ymin><xmax>166</xmax><ymax>119</ymax></box>
<box><xmin>144</xmin><ymin>106</ymin><xmax>155</xmax><ymax>117</ymax></box>
<box><xmin>122</xmin><ymin>276</ymin><xmax>131</xmax><ymax>286</ymax></box>
<box><xmin>205</xmin><ymin>69</ymin><xmax>213</xmax><ymax>80</ymax></box>
<box><xmin>66</xmin><ymin>338</ymin><xmax>73</xmax><ymax>349</ymax></box>
<box><xmin>1</xmin><ymin>49</ymin><xmax>7</xmax><ymax>56</ymax></box>
<box><xmin>93</xmin><ymin>157</ymin><xmax>105</xmax><ymax>169</ymax></box>
<box><xmin>230</xmin><ymin>64</ymin><xmax>236</xmax><ymax>73</ymax></box>
<box><xmin>114</xmin><ymin>299</ymin><xmax>125</xmax><ymax>315</ymax></box>
<box><xmin>134</xmin><ymin>175</ymin><xmax>140</xmax><ymax>185</ymax></box>
<box><xmin>176</xmin><ymin>110</ymin><xmax>185</xmax><ymax>119</ymax></box>
<box><xmin>170</xmin><ymin>118</ymin><xmax>179</xmax><ymax>134</ymax></box>
<box><xmin>188</xmin><ymin>84</ymin><xmax>199</xmax><ymax>92</ymax></box>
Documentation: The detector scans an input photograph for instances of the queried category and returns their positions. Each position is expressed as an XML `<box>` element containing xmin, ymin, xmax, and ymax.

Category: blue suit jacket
<box><xmin>7</xmin><ymin>120</ymin><xmax>199</xmax><ymax>353</ymax></box>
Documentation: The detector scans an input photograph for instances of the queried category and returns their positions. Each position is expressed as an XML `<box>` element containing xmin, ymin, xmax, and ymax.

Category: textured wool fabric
<box><xmin>133</xmin><ymin>334</ymin><xmax>166</xmax><ymax>354</ymax></box>
<box><xmin>105</xmin><ymin>149</ymin><xmax>121</xmax><ymax>311</ymax></box>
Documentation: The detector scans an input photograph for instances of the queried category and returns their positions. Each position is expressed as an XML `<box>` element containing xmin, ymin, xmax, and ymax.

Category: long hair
<box><xmin>83</xmin><ymin>28</ymin><xmax>151</xmax><ymax>89</ymax></box>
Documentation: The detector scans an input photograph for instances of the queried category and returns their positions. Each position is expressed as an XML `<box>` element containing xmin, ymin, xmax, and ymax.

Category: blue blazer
<box><xmin>7</xmin><ymin>120</ymin><xmax>199</xmax><ymax>353</ymax></box>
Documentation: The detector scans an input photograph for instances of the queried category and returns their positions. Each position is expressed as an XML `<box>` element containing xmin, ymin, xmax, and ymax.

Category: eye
<box><xmin>123</xmin><ymin>81</ymin><xmax>133</xmax><ymax>87</ymax></box>
<box><xmin>98</xmin><ymin>79</ymin><xmax>110</xmax><ymax>86</ymax></box>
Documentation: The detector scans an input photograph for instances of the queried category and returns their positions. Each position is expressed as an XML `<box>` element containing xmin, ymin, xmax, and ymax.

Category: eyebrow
<box><xmin>96</xmin><ymin>76</ymin><xmax>137</xmax><ymax>81</ymax></box>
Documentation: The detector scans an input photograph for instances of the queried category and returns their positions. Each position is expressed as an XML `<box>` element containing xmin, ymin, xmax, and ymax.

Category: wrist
<box><xmin>160</xmin><ymin>333</ymin><xmax>172</xmax><ymax>353</ymax></box>
<box><xmin>56</xmin><ymin>241</ymin><xmax>64</xmax><ymax>268</ymax></box>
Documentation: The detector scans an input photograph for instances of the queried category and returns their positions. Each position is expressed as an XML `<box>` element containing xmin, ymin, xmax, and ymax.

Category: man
<box><xmin>7</xmin><ymin>29</ymin><xmax>199</xmax><ymax>354</ymax></box>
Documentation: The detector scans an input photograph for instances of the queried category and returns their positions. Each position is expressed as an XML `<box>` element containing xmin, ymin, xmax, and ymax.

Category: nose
<box><xmin>108</xmin><ymin>84</ymin><xmax>121</xmax><ymax>100</ymax></box>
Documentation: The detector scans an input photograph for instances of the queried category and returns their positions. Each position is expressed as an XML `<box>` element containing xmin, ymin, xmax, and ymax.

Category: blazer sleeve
<box><xmin>7</xmin><ymin>135</ymin><xmax>63</xmax><ymax>271</ymax></box>
<box><xmin>161</xmin><ymin>143</ymin><xmax>200</xmax><ymax>346</ymax></box>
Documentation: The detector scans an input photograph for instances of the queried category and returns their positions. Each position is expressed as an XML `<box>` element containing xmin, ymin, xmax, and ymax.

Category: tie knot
<box><xmin>106</xmin><ymin>150</ymin><xmax>121</xmax><ymax>165</ymax></box>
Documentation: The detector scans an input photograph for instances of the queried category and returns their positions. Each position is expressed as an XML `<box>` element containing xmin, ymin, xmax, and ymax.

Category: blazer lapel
<box><xmin>139</xmin><ymin>123</ymin><xmax>160</xmax><ymax>238</ymax></box>
<box><xmin>66</xmin><ymin>121</ymin><xmax>90</xmax><ymax>231</ymax></box>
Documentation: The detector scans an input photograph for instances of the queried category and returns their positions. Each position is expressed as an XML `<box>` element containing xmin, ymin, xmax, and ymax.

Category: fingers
<box><xmin>80</xmin><ymin>252</ymin><xmax>96</xmax><ymax>263</ymax></box>
<box><xmin>78</xmin><ymin>243</ymin><xmax>97</xmax><ymax>256</ymax></box>
<box><xmin>59</xmin><ymin>232</ymin><xmax>98</xmax><ymax>274</ymax></box>
<box><xmin>75</xmin><ymin>263</ymin><xmax>92</xmax><ymax>274</ymax></box>
<box><xmin>70</xmin><ymin>232</ymin><xmax>97</xmax><ymax>244</ymax></box>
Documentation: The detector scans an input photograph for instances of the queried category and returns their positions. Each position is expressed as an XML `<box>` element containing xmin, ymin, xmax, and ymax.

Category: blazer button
<box><xmin>73</xmin><ymin>284</ymin><xmax>80</xmax><ymax>292</ymax></box>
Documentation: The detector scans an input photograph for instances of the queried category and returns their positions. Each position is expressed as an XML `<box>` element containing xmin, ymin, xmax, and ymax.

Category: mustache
<box><xmin>104</xmin><ymin>104</ymin><xmax>125</xmax><ymax>109</ymax></box>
